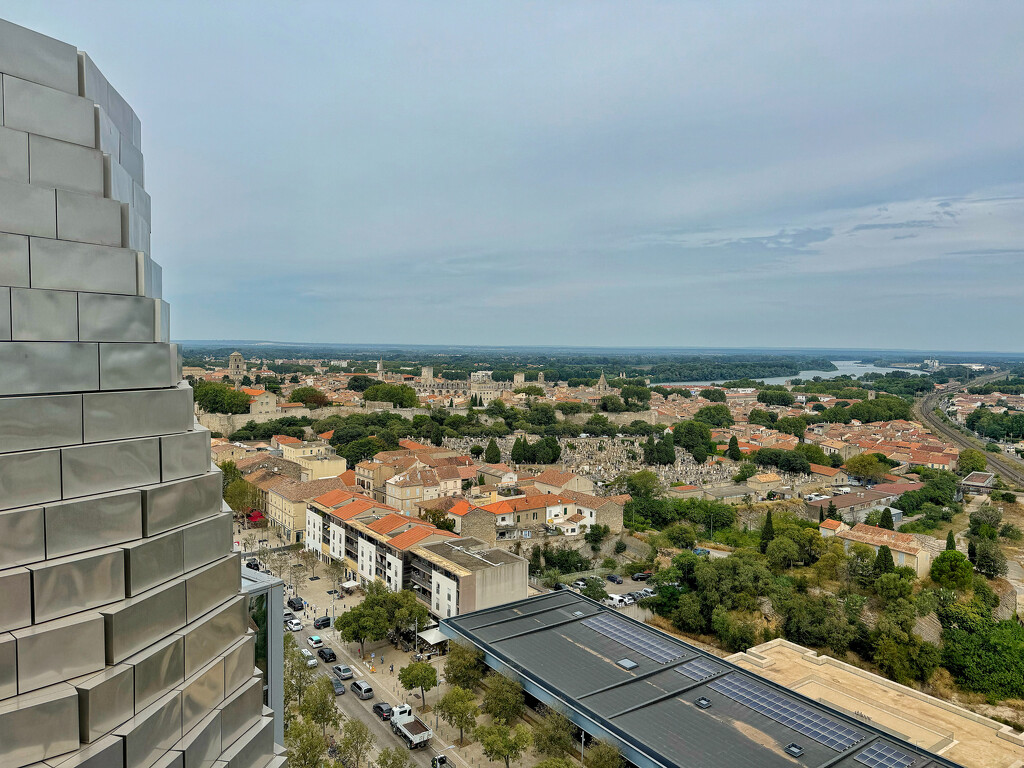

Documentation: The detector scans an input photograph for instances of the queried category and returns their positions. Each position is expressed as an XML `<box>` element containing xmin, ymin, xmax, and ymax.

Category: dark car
<box><xmin>317</xmin><ymin>647</ymin><xmax>337</xmax><ymax>663</ymax></box>
<box><xmin>245</xmin><ymin>559</ymin><xmax>260</xmax><ymax>570</ymax></box>
<box><xmin>313</xmin><ymin>616</ymin><xmax>331</xmax><ymax>630</ymax></box>
<box><xmin>631</xmin><ymin>571</ymin><xmax>652</xmax><ymax>582</ymax></box>
<box><xmin>606</xmin><ymin>573</ymin><xmax>623</xmax><ymax>584</ymax></box>
<box><xmin>286</xmin><ymin>596</ymin><xmax>304</xmax><ymax>612</ymax></box>
<box><xmin>331</xmin><ymin>677</ymin><xmax>346</xmax><ymax>696</ymax></box>
<box><xmin>372</xmin><ymin>702</ymin><xmax>393</xmax><ymax>720</ymax></box>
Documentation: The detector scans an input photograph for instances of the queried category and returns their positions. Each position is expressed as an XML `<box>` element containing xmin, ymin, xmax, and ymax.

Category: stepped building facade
<box><xmin>0</xmin><ymin>19</ymin><xmax>283</xmax><ymax>768</ymax></box>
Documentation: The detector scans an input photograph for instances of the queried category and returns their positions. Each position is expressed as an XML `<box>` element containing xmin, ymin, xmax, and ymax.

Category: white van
<box><xmin>299</xmin><ymin>648</ymin><xmax>317</xmax><ymax>668</ymax></box>
<box><xmin>604</xmin><ymin>594</ymin><xmax>626</xmax><ymax>608</ymax></box>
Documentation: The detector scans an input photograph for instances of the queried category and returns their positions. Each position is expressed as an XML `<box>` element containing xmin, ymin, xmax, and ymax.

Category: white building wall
<box><xmin>357</xmin><ymin>537</ymin><xmax>377</xmax><ymax>583</ymax></box>
<box><xmin>385</xmin><ymin>551</ymin><xmax>404</xmax><ymax>591</ymax></box>
<box><xmin>432</xmin><ymin>571</ymin><xmax>459</xmax><ymax>618</ymax></box>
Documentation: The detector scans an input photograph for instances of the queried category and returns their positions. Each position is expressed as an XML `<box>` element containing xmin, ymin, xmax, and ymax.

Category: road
<box><xmin>915</xmin><ymin>371</ymin><xmax>1024</xmax><ymax>488</ymax></box>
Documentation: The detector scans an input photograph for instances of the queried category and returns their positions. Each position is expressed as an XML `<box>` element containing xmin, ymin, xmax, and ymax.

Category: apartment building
<box><xmin>280</xmin><ymin>439</ymin><xmax>347</xmax><ymax>480</ymax></box>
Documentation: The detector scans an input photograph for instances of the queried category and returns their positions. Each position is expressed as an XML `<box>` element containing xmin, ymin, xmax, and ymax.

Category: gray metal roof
<box><xmin>442</xmin><ymin>592</ymin><xmax>963</xmax><ymax>768</ymax></box>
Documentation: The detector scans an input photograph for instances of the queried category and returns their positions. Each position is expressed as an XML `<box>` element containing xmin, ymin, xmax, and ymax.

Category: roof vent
<box><xmin>571</xmin><ymin>610</ymin><xmax>584</xmax><ymax>617</ymax></box>
<box><xmin>695</xmin><ymin>696</ymin><xmax>712</xmax><ymax>709</ymax></box>
<box><xmin>616</xmin><ymin>658</ymin><xmax>638</xmax><ymax>670</ymax></box>
<box><xmin>784</xmin><ymin>743</ymin><xmax>804</xmax><ymax>757</ymax></box>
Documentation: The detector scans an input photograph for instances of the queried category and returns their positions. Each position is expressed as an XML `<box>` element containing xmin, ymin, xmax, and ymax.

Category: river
<box><xmin>663</xmin><ymin>360</ymin><xmax>894</xmax><ymax>386</ymax></box>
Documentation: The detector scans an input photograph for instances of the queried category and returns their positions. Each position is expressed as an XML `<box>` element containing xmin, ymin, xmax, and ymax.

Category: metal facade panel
<box><xmin>218</xmin><ymin>716</ymin><xmax>273</xmax><ymax>768</ymax></box>
<box><xmin>123</xmin><ymin>634</ymin><xmax>184</xmax><ymax>712</ymax></box>
<box><xmin>61</xmin><ymin>437</ymin><xmax>161</xmax><ymax>499</ymax></box>
<box><xmin>28</xmin><ymin>134</ymin><xmax>104</xmax><ymax>195</ymax></box>
<box><xmin>28</xmin><ymin>546</ymin><xmax>127</xmax><ymax>623</ymax></box>
<box><xmin>28</xmin><ymin>238</ymin><xmax>138</xmax><ymax>295</ymax></box>
<box><xmin>182</xmin><ymin>597</ymin><xmax>246</xmax><ymax>679</ymax></box>
<box><xmin>123</xmin><ymin>529</ymin><xmax>184</xmax><ymax>597</ymax></box>
<box><xmin>0</xmin><ymin>567</ymin><xmax>31</xmax><ymax>632</ymax></box>
<box><xmin>10</xmin><ymin>287</ymin><xmax>79</xmax><ymax>341</ymax></box>
<box><xmin>113</xmin><ymin>690</ymin><xmax>182</xmax><ymax>768</ymax></box>
<box><xmin>0</xmin><ymin>683</ymin><xmax>80</xmax><ymax>766</ymax></box>
<box><xmin>108</xmin><ymin>156</ymin><xmax>134</xmax><ymax>206</ymax></box>
<box><xmin>141</xmin><ymin>472</ymin><xmax>222</xmax><ymax>537</ymax></box>
<box><xmin>0</xmin><ymin>393</ymin><xmax>83</xmax><ymax>453</ymax></box>
<box><xmin>72</xmin><ymin>664</ymin><xmax>134</xmax><ymax>743</ymax></box>
<box><xmin>0</xmin><ymin>633</ymin><xmax>16</xmax><ymax>700</ymax></box>
<box><xmin>13</xmin><ymin>612</ymin><xmax>106</xmax><ymax>694</ymax></box>
<box><xmin>2</xmin><ymin>74</ymin><xmax>94</xmax><ymax>147</ymax></box>
<box><xmin>151</xmin><ymin>752</ymin><xmax>184</xmax><ymax>768</ymax></box>
<box><xmin>56</xmin><ymin>189</ymin><xmax>123</xmax><ymax>247</ymax></box>
<box><xmin>0</xmin><ymin>125</ymin><xmax>29</xmax><ymax>183</ymax></box>
<box><xmin>0</xmin><ymin>448</ymin><xmax>61</xmax><ymax>510</ymax></box>
<box><xmin>44</xmin><ymin>734</ymin><xmax>124</xmax><ymax>768</ymax></box>
<box><xmin>178</xmin><ymin>658</ymin><xmax>225</xmax><ymax>735</ymax></box>
<box><xmin>0</xmin><ymin>505</ymin><xmax>44</xmax><ymax>566</ymax></box>
<box><xmin>0</xmin><ymin>19</ymin><xmax>79</xmax><ymax>93</ymax></box>
<box><xmin>0</xmin><ymin>341</ymin><xmax>99</xmax><ymax>395</ymax></box>
<box><xmin>83</xmin><ymin>388</ymin><xmax>192</xmax><ymax>443</ymax></box>
<box><xmin>44</xmin><ymin>490</ymin><xmax>143</xmax><ymax>559</ymax></box>
<box><xmin>96</xmin><ymin>106</ymin><xmax>120</xmax><ymax>161</ymax></box>
<box><xmin>78</xmin><ymin>294</ymin><xmax>157</xmax><ymax>343</ymax></box>
<box><xmin>0</xmin><ymin>176</ymin><xmax>57</xmax><ymax>238</ymax></box>
<box><xmin>181</xmin><ymin>514</ymin><xmax>233</xmax><ymax>573</ymax></box>
<box><xmin>156</xmin><ymin>301</ymin><xmax>171</xmax><ymax>344</ymax></box>
<box><xmin>101</xmin><ymin>579</ymin><xmax>187</xmax><ymax>664</ymax></box>
<box><xmin>221</xmin><ymin>635</ymin><xmax>255</xmax><ymax>698</ymax></box>
<box><xmin>174</xmin><ymin>709</ymin><xmax>221</xmax><ymax>768</ymax></box>
<box><xmin>119</xmin><ymin>135</ymin><xmax>145</xmax><ymax>187</ymax></box>
<box><xmin>160</xmin><ymin>429</ymin><xmax>211</xmax><ymax>483</ymax></box>
<box><xmin>217</xmin><ymin>677</ymin><xmax>261</xmax><ymax>751</ymax></box>
<box><xmin>0</xmin><ymin>232</ymin><xmax>30</xmax><ymax>287</ymax></box>
<box><xmin>99</xmin><ymin>343</ymin><xmax>175</xmax><ymax>390</ymax></box>
<box><xmin>0</xmin><ymin>287</ymin><xmax>9</xmax><ymax>340</ymax></box>
<box><xmin>184</xmin><ymin>555</ymin><xmax>241</xmax><ymax>623</ymax></box>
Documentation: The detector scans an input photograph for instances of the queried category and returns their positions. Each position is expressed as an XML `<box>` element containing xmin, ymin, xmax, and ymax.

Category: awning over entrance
<box><xmin>417</xmin><ymin>627</ymin><xmax>449</xmax><ymax>647</ymax></box>
<box><xmin>341</xmin><ymin>580</ymin><xmax>359</xmax><ymax>590</ymax></box>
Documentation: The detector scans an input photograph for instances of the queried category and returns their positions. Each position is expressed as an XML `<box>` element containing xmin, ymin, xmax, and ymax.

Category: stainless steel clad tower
<box><xmin>0</xmin><ymin>18</ymin><xmax>285</xmax><ymax>768</ymax></box>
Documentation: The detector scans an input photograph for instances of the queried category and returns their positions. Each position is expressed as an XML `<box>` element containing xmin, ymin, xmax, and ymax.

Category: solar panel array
<box><xmin>676</xmin><ymin>657</ymin><xmax>727</xmax><ymax>682</ymax></box>
<box><xmin>707</xmin><ymin>674</ymin><xmax>865</xmax><ymax>751</ymax></box>
<box><xmin>854</xmin><ymin>743</ymin><xmax>917</xmax><ymax>768</ymax></box>
<box><xmin>580</xmin><ymin>614</ymin><xmax>685</xmax><ymax>664</ymax></box>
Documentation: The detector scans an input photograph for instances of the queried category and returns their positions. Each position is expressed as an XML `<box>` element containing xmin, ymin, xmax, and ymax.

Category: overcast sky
<box><xmin>4</xmin><ymin>2</ymin><xmax>1023</xmax><ymax>351</ymax></box>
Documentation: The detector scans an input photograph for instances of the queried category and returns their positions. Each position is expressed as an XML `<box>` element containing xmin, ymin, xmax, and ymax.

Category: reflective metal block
<box><xmin>0</xmin><ymin>393</ymin><xmax>83</xmax><ymax>454</ymax></box>
<box><xmin>184</xmin><ymin>555</ymin><xmax>240</xmax><ymax>623</ymax></box>
<box><xmin>0</xmin><ymin>566</ymin><xmax>32</xmax><ymax>632</ymax></box>
<box><xmin>178</xmin><ymin>657</ymin><xmax>224</xmax><ymax>735</ymax></box>
<box><xmin>0</xmin><ymin>125</ymin><xmax>29</xmax><ymax>183</ymax></box>
<box><xmin>78</xmin><ymin>294</ymin><xmax>157</xmax><ymax>343</ymax></box>
<box><xmin>29</xmin><ymin>547</ymin><xmax>126</xmax><ymax>623</ymax></box>
<box><xmin>0</xmin><ymin>341</ymin><xmax>99</xmax><ymax>395</ymax></box>
<box><xmin>0</xmin><ymin>448</ymin><xmax>61</xmax><ymax>511</ymax></box>
<box><xmin>44</xmin><ymin>490</ymin><xmax>142</xmax><ymax>559</ymax></box>
<box><xmin>61</xmin><ymin>438</ymin><xmax>161</xmax><ymax>499</ymax></box>
<box><xmin>141</xmin><ymin>472</ymin><xmax>222</xmax><ymax>537</ymax></box>
<box><xmin>0</xmin><ymin>505</ymin><xmax>44</xmax><ymax>567</ymax></box>
<box><xmin>123</xmin><ymin>529</ymin><xmax>184</xmax><ymax>597</ymax></box>
<box><xmin>13</xmin><ymin>612</ymin><xmax>106</xmax><ymax>693</ymax></box>
<box><xmin>103</xmin><ymin>84</ymin><xmax>136</xmax><ymax>150</ymax></box>
<box><xmin>0</xmin><ymin>232</ymin><xmax>30</xmax><ymax>287</ymax></box>
<box><xmin>174</xmin><ymin>709</ymin><xmax>221</xmax><ymax>768</ymax></box>
<box><xmin>107</xmin><ymin>156</ymin><xmax>134</xmax><ymax>206</ymax></box>
<box><xmin>219</xmin><ymin>716</ymin><xmax>273</xmax><ymax>768</ymax></box>
<box><xmin>0</xmin><ymin>18</ymin><xmax>79</xmax><ymax>94</ymax></box>
<box><xmin>217</xmin><ymin>678</ymin><xmax>261</xmax><ymax>752</ymax></box>
<box><xmin>45</xmin><ymin>733</ymin><xmax>124</xmax><ymax>768</ymax></box>
<box><xmin>83</xmin><ymin>388</ymin><xmax>192</xmax><ymax>443</ymax></box>
<box><xmin>28</xmin><ymin>134</ymin><xmax>103</xmax><ymax>195</ymax></box>
<box><xmin>133</xmin><ymin>182</ymin><xmax>151</xmax><ymax>225</ymax></box>
<box><xmin>181</xmin><ymin>514</ymin><xmax>232</xmax><ymax>573</ymax></box>
<box><xmin>0</xmin><ymin>287</ymin><xmax>9</xmax><ymax>340</ymax></box>
<box><xmin>113</xmin><ymin>690</ymin><xmax>181</xmax><ymax>768</ymax></box>
<box><xmin>2</xmin><ymin>74</ymin><xmax>94</xmax><ymax>147</ymax></box>
<box><xmin>118</xmin><ymin>136</ymin><xmax>144</xmax><ymax>187</ymax></box>
<box><xmin>72</xmin><ymin>664</ymin><xmax>134</xmax><ymax>743</ymax></box>
<box><xmin>10</xmin><ymin>287</ymin><xmax>79</xmax><ymax>341</ymax></box>
<box><xmin>160</xmin><ymin>428</ymin><xmax>210</xmax><ymax>483</ymax></box>
<box><xmin>151</xmin><ymin>751</ymin><xmax>183</xmax><ymax>768</ymax></box>
<box><xmin>123</xmin><ymin>634</ymin><xmax>183</xmax><ymax>712</ymax></box>
<box><xmin>182</xmin><ymin>597</ymin><xmax>246</xmax><ymax>678</ymax></box>
<box><xmin>99</xmin><ymin>343</ymin><xmax>175</xmax><ymax>390</ymax></box>
<box><xmin>0</xmin><ymin>683</ymin><xmax>80</xmax><ymax>766</ymax></box>
<box><xmin>156</xmin><ymin>301</ymin><xmax>170</xmax><ymax>344</ymax></box>
<box><xmin>0</xmin><ymin>176</ymin><xmax>57</xmax><ymax>238</ymax></box>
<box><xmin>96</xmin><ymin>105</ymin><xmax>120</xmax><ymax>162</ymax></box>
<box><xmin>0</xmin><ymin>633</ymin><xmax>16</xmax><ymax>699</ymax></box>
<box><xmin>221</xmin><ymin>635</ymin><xmax>255</xmax><ymax>699</ymax></box>
<box><xmin>29</xmin><ymin>238</ymin><xmax>138</xmax><ymax>295</ymax></box>
<box><xmin>56</xmin><ymin>189</ymin><xmax>122</xmax><ymax>247</ymax></box>
<box><xmin>79</xmin><ymin>53</ymin><xmax>110</xmax><ymax>117</ymax></box>
<box><xmin>100</xmin><ymin>580</ymin><xmax>186</xmax><ymax>664</ymax></box>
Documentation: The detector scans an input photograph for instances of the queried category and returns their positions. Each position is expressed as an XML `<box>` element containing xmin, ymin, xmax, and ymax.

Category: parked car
<box><xmin>317</xmin><ymin>647</ymin><xmax>337</xmax><ymax>663</ymax></box>
<box><xmin>351</xmin><ymin>680</ymin><xmax>374</xmax><ymax>700</ymax></box>
<box><xmin>627</xmin><ymin>591</ymin><xmax>644</xmax><ymax>602</ymax></box>
<box><xmin>245</xmin><ymin>559</ymin><xmax>260</xmax><ymax>570</ymax></box>
<box><xmin>307</xmin><ymin>635</ymin><xmax>324</xmax><ymax>649</ymax></box>
<box><xmin>621</xmin><ymin>595</ymin><xmax>635</xmax><ymax>605</ymax></box>
<box><xmin>639</xmin><ymin>587</ymin><xmax>655</xmax><ymax>598</ymax></box>
<box><xmin>313</xmin><ymin>616</ymin><xmax>331</xmax><ymax>630</ymax></box>
<box><xmin>692</xmin><ymin>548</ymin><xmax>710</xmax><ymax>557</ymax></box>
<box><xmin>372</xmin><ymin>702</ymin><xmax>394</xmax><ymax>721</ymax></box>
<box><xmin>553</xmin><ymin>582</ymin><xmax>569</xmax><ymax>591</ymax></box>
<box><xmin>631</xmin><ymin>571</ymin><xmax>652</xmax><ymax>581</ymax></box>
<box><xmin>287</xmin><ymin>597</ymin><xmax>304</xmax><ymax>612</ymax></box>
<box><xmin>285</xmin><ymin>619</ymin><xmax>302</xmax><ymax>632</ymax></box>
<box><xmin>572</xmin><ymin>579</ymin><xmax>588</xmax><ymax>589</ymax></box>
<box><xmin>604</xmin><ymin>594</ymin><xmax>626</xmax><ymax>607</ymax></box>
<box><xmin>299</xmin><ymin>649</ymin><xmax>317</xmax><ymax>668</ymax></box>
<box><xmin>606</xmin><ymin>573</ymin><xmax>623</xmax><ymax>584</ymax></box>
<box><xmin>332</xmin><ymin>665</ymin><xmax>353</xmax><ymax>680</ymax></box>
<box><xmin>330</xmin><ymin>677</ymin><xmax>346</xmax><ymax>696</ymax></box>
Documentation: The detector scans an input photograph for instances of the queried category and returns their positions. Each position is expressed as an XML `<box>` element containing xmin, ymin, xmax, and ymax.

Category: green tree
<box><xmin>398</xmin><ymin>661</ymin><xmax>438</xmax><ymax>708</ymax></box>
<box><xmin>957</xmin><ymin>448</ymin><xmax>987</xmax><ymax>476</ymax></box>
<box><xmin>289</xmin><ymin>386</ymin><xmax>329</xmax><ymax>408</ymax></box>
<box><xmin>475</xmin><ymin>722</ymin><xmax>532</xmax><ymax>768</ymax></box>
<box><xmin>362</xmin><ymin>383</ymin><xmax>418</xmax><ymax>408</ymax></box>
<box><xmin>347</xmin><ymin>375</ymin><xmax>378</xmax><ymax>392</ymax></box>
<box><xmin>283</xmin><ymin>632</ymin><xmax>317</xmax><ymax>708</ymax></box>
<box><xmin>702</xmin><ymin>388</ymin><xmax>726</xmax><ymax>403</ymax></box>
<box><xmin>301</xmin><ymin>675</ymin><xmax>342</xmax><ymax>737</ymax></box>
<box><xmin>873</xmin><ymin>545</ymin><xmax>895</xmax><ymax>576</ymax></box>
<box><xmin>585</xmin><ymin>740</ymin><xmax>624</xmax><ymax>768</ymax></box>
<box><xmin>879</xmin><ymin>508</ymin><xmax>895</xmax><ymax>531</ymax></box>
<box><xmin>290</xmin><ymin>374</ymin><xmax>300</xmax><ymax>383</ymax></box>
<box><xmin>219</xmin><ymin>460</ymin><xmax>242</xmax><ymax>491</ymax></box>
<box><xmin>193</xmin><ymin>380</ymin><xmax>252</xmax><ymax>414</ymax></box>
<box><xmin>826</xmin><ymin>499</ymin><xmax>839</xmax><ymax>520</ymax></box>
<box><xmin>285</xmin><ymin>717</ymin><xmax>328</xmax><ymax>768</ymax></box>
<box><xmin>845</xmin><ymin>453</ymin><xmax>888</xmax><ymax>483</ymax></box>
<box><xmin>374</xmin><ymin>747</ymin><xmax>413</xmax><ymax>768</ymax></box>
<box><xmin>485</xmin><ymin>438</ymin><xmax>501</xmax><ymax>464</ymax></box>
<box><xmin>766</xmin><ymin>536</ymin><xmax>800</xmax><ymax>572</ymax></box>
<box><xmin>580</xmin><ymin>580</ymin><xmax>608</xmax><ymax>601</ymax></box>
<box><xmin>946</xmin><ymin>529</ymin><xmax>956</xmax><ymax>551</ymax></box>
<box><xmin>726</xmin><ymin>436</ymin><xmax>742</xmax><ymax>461</ymax></box>
<box><xmin>335</xmin><ymin>602</ymin><xmax>389</xmax><ymax>657</ymax></box>
<box><xmin>444</xmin><ymin>642</ymin><xmax>487</xmax><ymax>690</ymax></box>
<box><xmin>435</xmin><ymin>686</ymin><xmax>478</xmax><ymax>744</ymax></box>
<box><xmin>693</xmin><ymin>404</ymin><xmax>733</xmax><ymax>427</ymax></box>
<box><xmin>532</xmin><ymin>709</ymin><xmax>575</xmax><ymax>759</ymax></box>
<box><xmin>973</xmin><ymin>539</ymin><xmax>1008</xmax><ymax>578</ymax></box>
<box><xmin>482</xmin><ymin>672</ymin><xmax>525</xmax><ymax>724</ymax></box>
<box><xmin>224</xmin><ymin>478</ymin><xmax>261</xmax><ymax>512</ymax></box>
<box><xmin>625</xmin><ymin>470</ymin><xmax>661</xmax><ymax>499</ymax></box>
<box><xmin>691</xmin><ymin>444</ymin><xmax>709</xmax><ymax>464</ymax></box>
<box><xmin>470</xmin><ymin>444</ymin><xmax>484</xmax><ymax>458</ymax></box>
<box><xmin>930</xmin><ymin>550</ymin><xmax>974</xmax><ymax>590</ymax></box>
<box><xmin>759</xmin><ymin>510</ymin><xmax>775</xmax><ymax>554</ymax></box>
<box><xmin>338</xmin><ymin>717</ymin><xmax>375</xmax><ymax>768</ymax></box>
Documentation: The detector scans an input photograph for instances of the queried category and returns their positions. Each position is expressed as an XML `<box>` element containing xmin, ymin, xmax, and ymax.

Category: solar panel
<box><xmin>580</xmin><ymin>614</ymin><xmax>684</xmax><ymax>664</ymax></box>
<box><xmin>854</xmin><ymin>742</ymin><xmax>917</xmax><ymax>768</ymax></box>
<box><xmin>707</xmin><ymin>674</ymin><xmax>865</xmax><ymax>752</ymax></box>
<box><xmin>676</xmin><ymin>658</ymin><xmax>726</xmax><ymax>682</ymax></box>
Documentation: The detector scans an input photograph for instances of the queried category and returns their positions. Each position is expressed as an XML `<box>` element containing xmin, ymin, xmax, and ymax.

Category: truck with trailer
<box><xmin>390</xmin><ymin>704</ymin><xmax>433</xmax><ymax>749</ymax></box>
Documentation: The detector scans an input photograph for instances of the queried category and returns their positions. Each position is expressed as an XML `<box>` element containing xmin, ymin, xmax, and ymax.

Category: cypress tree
<box><xmin>873</xmin><ymin>544</ymin><xmax>895</xmax><ymax>575</ymax></box>
<box><xmin>727</xmin><ymin>436</ymin><xmax>742</xmax><ymax>461</ymax></box>
<box><xmin>819</xmin><ymin>508</ymin><xmax>825</xmax><ymax>523</ymax></box>
<box><xmin>945</xmin><ymin>530</ymin><xmax>956</xmax><ymax>551</ymax></box>
<box><xmin>759</xmin><ymin>510</ymin><xmax>775</xmax><ymax>554</ymax></box>
<box><xmin>879</xmin><ymin>508</ymin><xmax>895</xmax><ymax>530</ymax></box>
<box><xmin>967</xmin><ymin>539</ymin><xmax>977</xmax><ymax>563</ymax></box>
<box><xmin>484</xmin><ymin>438</ymin><xmax>501</xmax><ymax>464</ymax></box>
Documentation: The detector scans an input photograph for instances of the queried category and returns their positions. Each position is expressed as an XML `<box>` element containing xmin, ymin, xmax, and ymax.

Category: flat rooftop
<box><xmin>442</xmin><ymin>592</ymin><xmax>963</xmax><ymax>768</ymax></box>
<box><xmin>417</xmin><ymin>537</ymin><xmax>524</xmax><ymax>571</ymax></box>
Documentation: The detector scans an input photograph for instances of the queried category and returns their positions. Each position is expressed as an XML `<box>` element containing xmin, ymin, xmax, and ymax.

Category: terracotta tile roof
<box><xmin>399</xmin><ymin>439</ymin><xmax>433</xmax><ymax>451</ymax></box>
<box><xmin>447</xmin><ymin>499</ymin><xmax>477</xmax><ymax>517</ymax></box>
<box><xmin>312</xmin><ymin>489</ymin><xmax>368</xmax><ymax>508</ymax></box>
<box><xmin>808</xmin><ymin>463</ymin><xmax>841</xmax><ymax>476</ymax></box>
<box><xmin>318</xmin><ymin>430</ymin><xmax>335</xmax><ymax>440</ymax></box>
<box><xmin>819</xmin><ymin>519</ymin><xmax>843</xmax><ymax>531</ymax></box>
<box><xmin>327</xmin><ymin>499</ymin><xmax>398</xmax><ymax>521</ymax></box>
<box><xmin>839</xmin><ymin>523</ymin><xmax>920</xmax><ymax>555</ymax></box>
<box><xmin>387</xmin><ymin>526</ymin><xmax>457</xmax><ymax>551</ymax></box>
<box><xmin>338</xmin><ymin>469</ymin><xmax>357</xmax><ymax>486</ymax></box>
<box><xmin>872</xmin><ymin>482</ymin><xmax>924</xmax><ymax>495</ymax></box>
<box><xmin>365</xmin><ymin>513</ymin><xmax>431</xmax><ymax>535</ymax></box>
<box><xmin>270</xmin><ymin>476</ymin><xmax>348</xmax><ymax>502</ymax></box>
<box><xmin>532</xmin><ymin>468</ymin><xmax>579</xmax><ymax>487</ymax></box>
<box><xmin>241</xmin><ymin>388</ymin><xmax>266</xmax><ymax>397</ymax></box>
<box><xmin>273</xmin><ymin>435</ymin><xmax>302</xmax><ymax>445</ymax></box>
